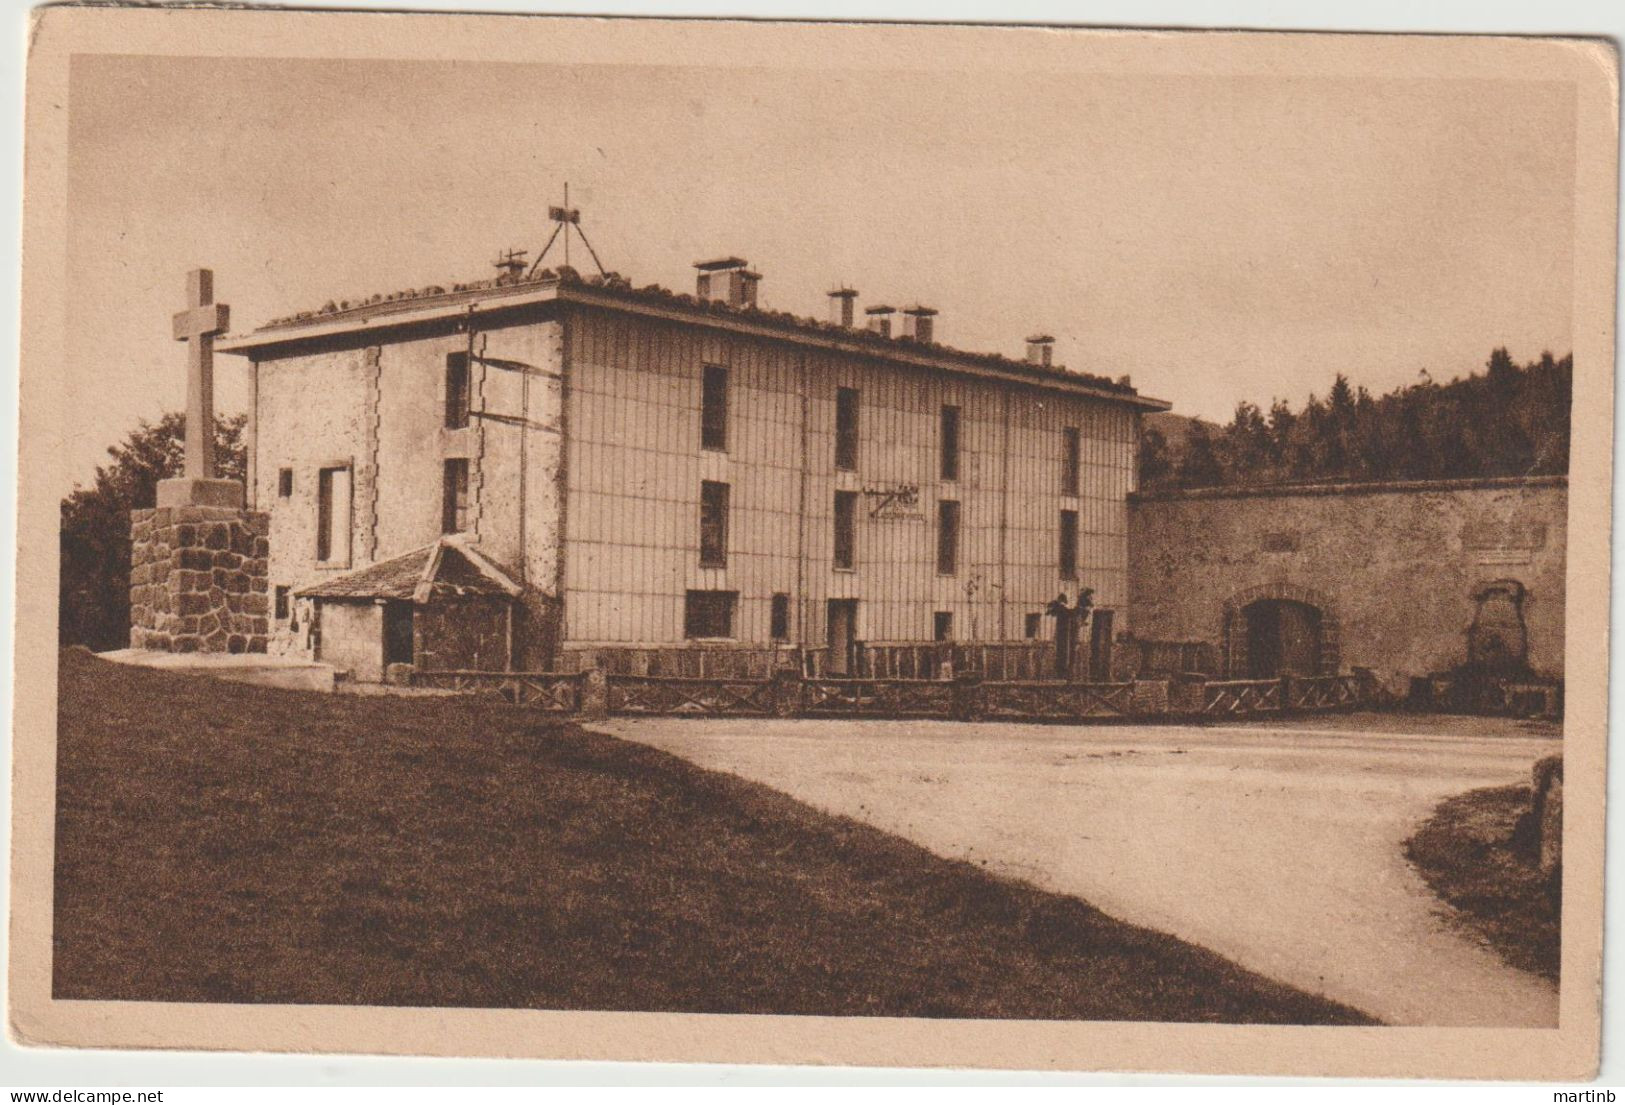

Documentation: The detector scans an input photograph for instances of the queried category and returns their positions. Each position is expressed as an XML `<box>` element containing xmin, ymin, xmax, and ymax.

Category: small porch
<box><xmin>295</xmin><ymin>536</ymin><xmax>523</xmax><ymax>683</ymax></box>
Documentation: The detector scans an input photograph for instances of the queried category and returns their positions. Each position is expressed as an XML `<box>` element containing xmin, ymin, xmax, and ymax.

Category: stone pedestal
<box><xmin>130</xmin><ymin>505</ymin><xmax>270</xmax><ymax>654</ymax></box>
<box><xmin>156</xmin><ymin>476</ymin><xmax>246</xmax><ymax>509</ymax></box>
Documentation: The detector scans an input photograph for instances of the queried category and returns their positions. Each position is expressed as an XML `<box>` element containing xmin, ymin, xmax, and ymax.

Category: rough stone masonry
<box><xmin>129</xmin><ymin>506</ymin><xmax>270</xmax><ymax>653</ymax></box>
<box><xmin>129</xmin><ymin>268</ymin><xmax>270</xmax><ymax>653</ymax></box>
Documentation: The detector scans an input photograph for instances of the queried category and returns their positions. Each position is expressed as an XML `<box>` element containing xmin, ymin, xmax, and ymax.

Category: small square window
<box><xmin>684</xmin><ymin>590</ymin><xmax>737</xmax><ymax>639</ymax></box>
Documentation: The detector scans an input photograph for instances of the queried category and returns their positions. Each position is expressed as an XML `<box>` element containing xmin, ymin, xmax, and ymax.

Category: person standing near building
<box><xmin>1047</xmin><ymin>589</ymin><xmax>1094</xmax><ymax>679</ymax></box>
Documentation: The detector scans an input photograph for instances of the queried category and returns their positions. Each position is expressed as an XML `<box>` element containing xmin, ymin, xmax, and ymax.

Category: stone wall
<box><xmin>316</xmin><ymin>601</ymin><xmax>384</xmax><ymax>681</ymax></box>
<box><xmin>414</xmin><ymin>596</ymin><xmax>512</xmax><ymax>672</ymax></box>
<box><xmin>129</xmin><ymin>506</ymin><xmax>271</xmax><ymax>653</ymax></box>
<box><xmin>1127</xmin><ymin>476</ymin><xmax>1567</xmax><ymax>692</ymax></box>
<box><xmin>253</xmin><ymin>321</ymin><xmax>565</xmax><ymax>668</ymax></box>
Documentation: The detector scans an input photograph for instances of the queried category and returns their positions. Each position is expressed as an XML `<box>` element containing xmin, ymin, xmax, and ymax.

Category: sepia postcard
<box><xmin>9</xmin><ymin>7</ymin><xmax>1619</xmax><ymax>1080</ymax></box>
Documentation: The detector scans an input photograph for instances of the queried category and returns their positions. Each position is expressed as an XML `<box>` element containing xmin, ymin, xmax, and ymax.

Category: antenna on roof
<box><xmin>527</xmin><ymin>182</ymin><xmax>609</xmax><ymax>278</ymax></box>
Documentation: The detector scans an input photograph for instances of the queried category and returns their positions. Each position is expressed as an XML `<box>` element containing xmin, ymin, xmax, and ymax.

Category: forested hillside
<box><xmin>1139</xmin><ymin>349</ymin><xmax>1571</xmax><ymax>491</ymax></box>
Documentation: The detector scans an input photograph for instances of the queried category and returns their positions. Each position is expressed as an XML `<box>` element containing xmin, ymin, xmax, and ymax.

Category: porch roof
<box><xmin>296</xmin><ymin>536</ymin><xmax>523</xmax><ymax>603</ymax></box>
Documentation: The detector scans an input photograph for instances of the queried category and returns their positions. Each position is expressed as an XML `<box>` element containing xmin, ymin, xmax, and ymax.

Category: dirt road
<box><xmin>597</xmin><ymin>714</ymin><xmax>1560</xmax><ymax>1026</ymax></box>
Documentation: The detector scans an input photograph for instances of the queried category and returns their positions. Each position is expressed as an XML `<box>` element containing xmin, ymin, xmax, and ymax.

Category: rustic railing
<box><xmin>1200</xmin><ymin>677</ymin><xmax>1285</xmax><ymax>716</ymax></box>
<box><xmin>982</xmin><ymin>680</ymin><xmax>1137</xmax><ymax>720</ymax></box>
<box><xmin>1133</xmin><ymin>639</ymin><xmax>1220</xmax><ymax>678</ymax></box>
<box><xmin>1285</xmin><ymin>673</ymin><xmax>1364</xmax><ymax>711</ymax></box>
<box><xmin>406</xmin><ymin>667</ymin><xmax>1373</xmax><ymax>721</ymax></box>
<box><xmin>409</xmin><ymin>669</ymin><xmax>584</xmax><ymax>713</ymax></box>
<box><xmin>555</xmin><ymin>647</ymin><xmax>792</xmax><ymax>679</ymax></box>
<box><xmin>800</xmin><ymin>677</ymin><xmax>957</xmax><ymax>718</ymax></box>
<box><xmin>859</xmin><ymin>642</ymin><xmax>1055</xmax><ymax>682</ymax></box>
<box><xmin>607</xmin><ymin>674</ymin><xmax>778</xmax><ymax>717</ymax></box>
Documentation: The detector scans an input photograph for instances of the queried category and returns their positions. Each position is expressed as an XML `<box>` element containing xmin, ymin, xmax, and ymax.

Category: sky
<box><xmin>62</xmin><ymin>53</ymin><xmax>1576</xmax><ymax>497</ymax></box>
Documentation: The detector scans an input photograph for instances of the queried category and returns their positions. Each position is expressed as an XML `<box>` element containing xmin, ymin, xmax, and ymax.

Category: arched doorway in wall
<box><xmin>1242</xmin><ymin>599</ymin><xmax>1322</xmax><ymax>678</ymax></box>
<box><xmin>1221</xmin><ymin>583</ymin><xmax>1340</xmax><ymax>678</ymax></box>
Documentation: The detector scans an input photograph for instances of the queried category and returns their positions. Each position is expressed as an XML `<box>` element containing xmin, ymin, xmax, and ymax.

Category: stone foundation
<box><xmin>130</xmin><ymin>506</ymin><xmax>271</xmax><ymax>653</ymax></box>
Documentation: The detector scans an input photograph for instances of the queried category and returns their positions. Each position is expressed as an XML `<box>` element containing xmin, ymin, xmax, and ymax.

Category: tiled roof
<box><xmin>252</xmin><ymin>265</ymin><xmax>1151</xmax><ymax>401</ymax></box>
<box><xmin>296</xmin><ymin>538</ymin><xmax>521</xmax><ymax>601</ymax></box>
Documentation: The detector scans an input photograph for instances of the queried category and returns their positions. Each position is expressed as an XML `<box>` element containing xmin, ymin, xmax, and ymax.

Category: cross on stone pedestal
<box><xmin>173</xmin><ymin>268</ymin><xmax>230</xmax><ymax>479</ymax></box>
<box><xmin>157</xmin><ymin>268</ymin><xmax>243</xmax><ymax>509</ymax></box>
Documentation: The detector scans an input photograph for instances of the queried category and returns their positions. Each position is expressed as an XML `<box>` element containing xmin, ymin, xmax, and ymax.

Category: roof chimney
<box><xmin>828</xmin><ymin>287</ymin><xmax>858</xmax><ymax>328</ymax></box>
<box><xmin>1026</xmin><ymin>334</ymin><xmax>1055</xmax><ymax>367</ymax></box>
<box><xmin>866</xmin><ymin>304</ymin><xmax>896</xmax><ymax>338</ymax></box>
<box><xmin>693</xmin><ymin>257</ymin><xmax>760</xmax><ymax>308</ymax></box>
<box><xmin>902</xmin><ymin>305</ymin><xmax>938</xmax><ymax>344</ymax></box>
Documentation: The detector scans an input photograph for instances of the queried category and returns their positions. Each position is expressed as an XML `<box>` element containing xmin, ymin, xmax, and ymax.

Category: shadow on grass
<box><xmin>1404</xmin><ymin>784</ymin><xmax>1560</xmax><ymax>984</ymax></box>
<box><xmin>53</xmin><ymin>648</ymin><xmax>1374</xmax><ymax>1024</ymax></box>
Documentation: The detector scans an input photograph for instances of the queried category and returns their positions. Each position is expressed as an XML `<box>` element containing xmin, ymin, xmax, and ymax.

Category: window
<box><xmin>277</xmin><ymin>468</ymin><xmax>293</xmax><ymax>498</ymax></box>
<box><xmin>940</xmin><ymin>405</ymin><xmax>961</xmax><ymax>481</ymax></box>
<box><xmin>316</xmin><ymin>465</ymin><xmax>352</xmax><ymax>563</ymax></box>
<box><xmin>934</xmin><ymin>611</ymin><xmax>954</xmax><ymax>641</ymax></box>
<box><xmin>442</xmin><ymin>458</ymin><xmax>470</xmax><ymax>535</ymax></box>
<box><xmin>684</xmin><ymin>590</ymin><xmax>737</xmax><ymax>638</ymax></box>
<box><xmin>835</xmin><ymin>387</ymin><xmax>860</xmax><ymax>470</ymax></box>
<box><xmin>274</xmin><ymin>585</ymin><xmax>290</xmax><ymax>621</ymax></box>
<box><xmin>1024</xmin><ymin>612</ymin><xmax>1042</xmax><ymax>639</ymax></box>
<box><xmin>833</xmin><ymin>490</ymin><xmax>858</xmax><ymax>570</ymax></box>
<box><xmin>770</xmin><ymin>593</ymin><xmax>791</xmax><ymax>640</ymax></box>
<box><xmin>445</xmin><ymin>352</ymin><xmax>471</xmax><ymax>429</ymax></box>
<box><xmin>936</xmin><ymin>499</ymin><xmax>960</xmax><ymax>575</ymax></box>
<box><xmin>1059</xmin><ymin>508</ymin><xmax>1079</xmax><ymax>580</ymax></box>
<box><xmin>699</xmin><ymin>481</ymin><xmax>730</xmax><ymax>567</ymax></box>
<box><xmin>1061</xmin><ymin>426</ymin><xmax>1081</xmax><ymax>495</ymax></box>
<box><xmin>701</xmin><ymin>364</ymin><xmax>728</xmax><ymax>451</ymax></box>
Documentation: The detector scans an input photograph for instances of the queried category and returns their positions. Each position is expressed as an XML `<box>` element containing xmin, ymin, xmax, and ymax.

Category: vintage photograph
<box><xmin>11</xmin><ymin>10</ymin><xmax>1617</xmax><ymax>1079</ymax></box>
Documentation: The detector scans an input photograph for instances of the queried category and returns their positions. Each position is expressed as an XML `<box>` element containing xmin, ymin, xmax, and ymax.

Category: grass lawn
<box><xmin>54</xmin><ymin>648</ymin><xmax>1372</xmax><ymax>1023</ymax></box>
<box><xmin>1404</xmin><ymin>785</ymin><xmax>1560</xmax><ymax>983</ymax></box>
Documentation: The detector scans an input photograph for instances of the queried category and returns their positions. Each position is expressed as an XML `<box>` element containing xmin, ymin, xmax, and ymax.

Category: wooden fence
<box><xmin>800</xmin><ymin>677</ymin><xmax>958</xmax><ymax>718</ymax></box>
<box><xmin>409</xmin><ymin>669</ymin><xmax>585</xmax><ymax>713</ymax></box>
<box><xmin>405</xmin><ymin>668</ymin><xmax>1375</xmax><ymax>722</ymax></box>
<box><xmin>981</xmin><ymin>680</ymin><xmax>1139</xmax><ymax>720</ymax></box>
<box><xmin>606</xmin><ymin>674</ymin><xmax>778</xmax><ymax>718</ymax></box>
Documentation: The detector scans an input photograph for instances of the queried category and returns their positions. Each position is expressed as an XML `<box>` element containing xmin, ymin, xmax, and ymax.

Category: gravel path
<box><xmin>596</xmin><ymin>715</ymin><xmax>1561</xmax><ymax>1026</ymax></box>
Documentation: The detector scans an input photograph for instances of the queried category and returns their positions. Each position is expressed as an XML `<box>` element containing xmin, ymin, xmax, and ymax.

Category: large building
<box><xmin>217</xmin><ymin>258</ymin><xmax>1170</xmax><ymax>680</ymax></box>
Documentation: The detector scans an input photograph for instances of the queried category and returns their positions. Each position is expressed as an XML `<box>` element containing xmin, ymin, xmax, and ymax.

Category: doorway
<box><xmin>383</xmin><ymin>601</ymin><xmax>415</xmax><ymax>667</ymax></box>
<box><xmin>826</xmin><ymin>599</ymin><xmax>858</xmax><ymax>676</ymax></box>
<box><xmin>1089</xmin><ymin>609</ymin><xmax>1115</xmax><ymax>681</ymax></box>
<box><xmin>1242</xmin><ymin>599</ymin><xmax>1321</xmax><ymax>678</ymax></box>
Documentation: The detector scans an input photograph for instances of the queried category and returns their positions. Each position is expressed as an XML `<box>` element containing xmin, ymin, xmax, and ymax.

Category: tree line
<box><xmin>1138</xmin><ymin>348</ymin><xmax>1572</xmax><ymax>491</ymax></box>
<box><xmin>60</xmin><ymin>412</ymin><xmax>247</xmax><ymax>651</ymax></box>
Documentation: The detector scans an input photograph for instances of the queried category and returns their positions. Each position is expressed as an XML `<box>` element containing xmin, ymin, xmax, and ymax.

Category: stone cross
<box><xmin>172</xmin><ymin>268</ymin><xmax>230</xmax><ymax>480</ymax></box>
<box><xmin>157</xmin><ymin>268</ymin><xmax>241</xmax><ymax>509</ymax></box>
